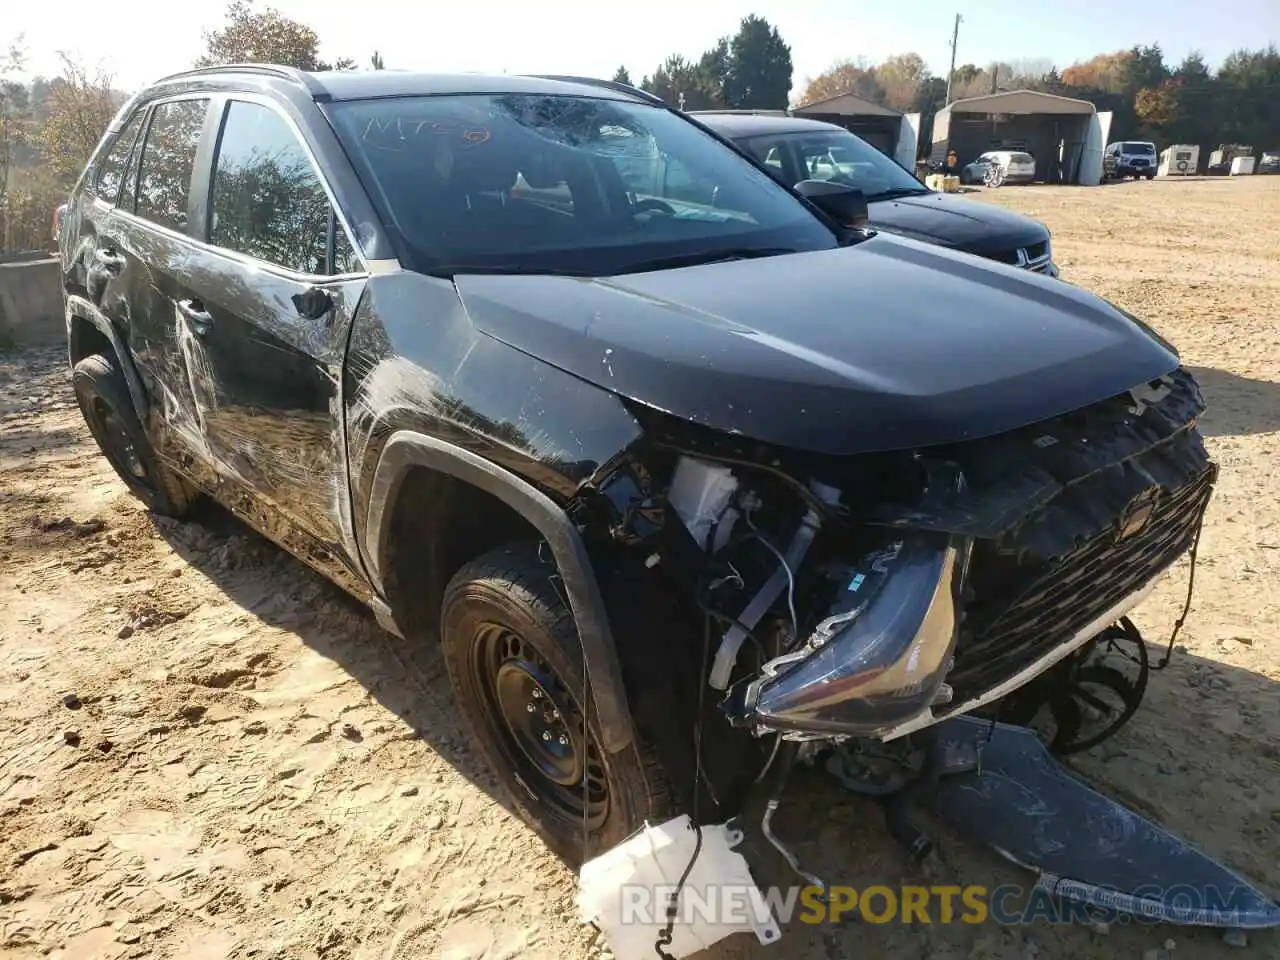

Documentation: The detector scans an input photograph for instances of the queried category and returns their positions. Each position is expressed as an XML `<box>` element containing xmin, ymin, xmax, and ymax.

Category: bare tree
<box><xmin>38</xmin><ymin>53</ymin><xmax>121</xmax><ymax>185</ymax></box>
<box><xmin>0</xmin><ymin>37</ymin><xmax>29</xmax><ymax>209</ymax></box>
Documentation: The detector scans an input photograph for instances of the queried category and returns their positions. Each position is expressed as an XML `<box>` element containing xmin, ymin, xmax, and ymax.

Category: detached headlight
<box><xmin>729</xmin><ymin>532</ymin><xmax>971</xmax><ymax>737</ymax></box>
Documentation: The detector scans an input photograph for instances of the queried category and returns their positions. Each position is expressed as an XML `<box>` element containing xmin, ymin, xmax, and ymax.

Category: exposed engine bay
<box><xmin>572</xmin><ymin>365</ymin><xmax>1280</xmax><ymax>956</ymax></box>
<box><xmin>581</xmin><ymin>365</ymin><xmax>1213</xmax><ymax>758</ymax></box>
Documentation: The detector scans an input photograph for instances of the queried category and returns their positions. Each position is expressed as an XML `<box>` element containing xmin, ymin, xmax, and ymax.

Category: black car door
<box><xmin>76</xmin><ymin>103</ymin><xmax>148</xmax><ymax>365</ymax></box>
<box><xmin>101</xmin><ymin>96</ymin><xmax>220</xmax><ymax>471</ymax></box>
<box><xmin>178</xmin><ymin>95</ymin><xmax>369</xmax><ymax>593</ymax></box>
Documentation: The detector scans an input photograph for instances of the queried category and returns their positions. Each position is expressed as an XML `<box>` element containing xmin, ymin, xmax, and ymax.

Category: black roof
<box><xmin>692</xmin><ymin>113</ymin><xmax>846</xmax><ymax>138</ymax></box>
<box><xmin>311</xmin><ymin>71</ymin><xmax>657</xmax><ymax>102</ymax></box>
<box><xmin>151</xmin><ymin>65</ymin><xmax>658</xmax><ymax>104</ymax></box>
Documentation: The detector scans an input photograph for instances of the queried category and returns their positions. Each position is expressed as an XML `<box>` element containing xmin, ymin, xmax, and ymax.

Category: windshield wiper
<box><xmin>613</xmin><ymin>247</ymin><xmax>797</xmax><ymax>275</ymax></box>
<box><xmin>866</xmin><ymin>186</ymin><xmax>931</xmax><ymax>201</ymax></box>
<box><xmin>425</xmin><ymin>263</ymin><xmax>593</xmax><ymax>279</ymax></box>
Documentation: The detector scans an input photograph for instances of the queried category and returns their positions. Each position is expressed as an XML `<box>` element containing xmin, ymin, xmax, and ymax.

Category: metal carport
<box><xmin>792</xmin><ymin>93</ymin><xmax>921</xmax><ymax>171</ymax></box>
<box><xmin>929</xmin><ymin>90</ymin><xmax>1108</xmax><ymax>185</ymax></box>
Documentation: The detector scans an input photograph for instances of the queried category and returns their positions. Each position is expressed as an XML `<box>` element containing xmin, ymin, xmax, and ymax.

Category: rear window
<box><xmin>1123</xmin><ymin>142</ymin><xmax>1155</xmax><ymax>154</ymax></box>
<box><xmin>1010</xmin><ymin>153</ymin><xmax>1034</xmax><ymax>164</ymax></box>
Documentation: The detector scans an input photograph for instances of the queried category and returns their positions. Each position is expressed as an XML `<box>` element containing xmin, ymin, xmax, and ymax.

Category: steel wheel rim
<box><xmin>92</xmin><ymin>396</ymin><xmax>149</xmax><ymax>484</ymax></box>
<box><xmin>473</xmin><ymin>622</ymin><xmax>609</xmax><ymax>830</ymax></box>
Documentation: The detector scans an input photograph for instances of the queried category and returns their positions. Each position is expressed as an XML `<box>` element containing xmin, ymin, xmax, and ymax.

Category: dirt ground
<box><xmin>2</xmin><ymin>176</ymin><xmax>1278</xmax><ymax>960</ymax></box>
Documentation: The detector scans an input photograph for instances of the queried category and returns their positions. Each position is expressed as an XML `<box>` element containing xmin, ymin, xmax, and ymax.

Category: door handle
<box><xmin>177</xmin><ymin>299</ymin><xmax>213</xmax><ymax>335</ymax></box>
<box><xmin>95</xmin><ymin>248</ymin><xmax>125</xmax><ymax>274</ymax></box>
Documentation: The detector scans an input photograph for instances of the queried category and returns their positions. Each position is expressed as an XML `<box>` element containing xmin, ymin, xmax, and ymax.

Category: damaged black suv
<box><xmin>61</xmin><ymin>66</ymin><xmax>1214</xmax><ymax>866</ymax></box>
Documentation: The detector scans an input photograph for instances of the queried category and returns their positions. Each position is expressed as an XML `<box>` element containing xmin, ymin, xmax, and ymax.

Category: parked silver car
<box><xmin>961</xmin><ymin>149</ymin><xmax>1036</xmax><ymax>185</ymax></box>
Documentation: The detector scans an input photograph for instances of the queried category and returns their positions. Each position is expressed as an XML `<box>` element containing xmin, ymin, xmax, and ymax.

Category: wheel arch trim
<box><xmin>65</xmin><ymin>294</ymin><xmax>150</xmax><ymax>424</ymax></box>
<box><xmin>364</xmin><ymin>429</ymin><xmax>636</xmax><ymax>756</ymax></box>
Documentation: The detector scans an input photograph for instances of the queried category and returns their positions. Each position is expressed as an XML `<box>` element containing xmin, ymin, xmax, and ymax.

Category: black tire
<box><xmin>440</xmin><ymin>543</ymin><xmax>673</xmax><ymax>865</ymax></box>
<box><xmin>73</xmin><ymin>354</ymin><xmax>194</xmax><ymax>518</ymax></box>
<box><xmin>1145</xmin><ymin>174</ymin><xmax>1155</xmax><ymax>181</ymax></box>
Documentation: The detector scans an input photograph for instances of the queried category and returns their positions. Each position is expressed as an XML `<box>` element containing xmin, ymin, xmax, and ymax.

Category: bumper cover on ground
<box><xmin>924</xmin><ymin>717</ymin><xmax>1280</xmax><ymax>928</ymax></box>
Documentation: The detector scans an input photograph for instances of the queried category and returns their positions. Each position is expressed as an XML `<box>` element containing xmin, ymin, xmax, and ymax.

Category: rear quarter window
<box><xmin>92</xmin><ymin>110</ymin><xmax>146</xmax><ymax>205</ymax></box>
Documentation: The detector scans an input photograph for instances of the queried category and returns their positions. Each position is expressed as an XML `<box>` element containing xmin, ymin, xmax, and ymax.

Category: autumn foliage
<box><xmin>796</xmin><ymin>42</ymin><xmax>1278</xmax><ymax>159</ymax></box>
<box><xmin>196</xmin><ymin>1</ymin><xmax>356</xmax><ymax>72</ymax></box>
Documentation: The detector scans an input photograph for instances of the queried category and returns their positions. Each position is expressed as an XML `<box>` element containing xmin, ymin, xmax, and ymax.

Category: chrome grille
<box><xmin>988</xmin><ymin>240</ymin><xmax>1051</xmax><ymax>272</ymax></box>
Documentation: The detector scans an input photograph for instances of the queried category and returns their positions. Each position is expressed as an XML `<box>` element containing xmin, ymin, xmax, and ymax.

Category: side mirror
<box><xmin>794</xmin><ymin>179</ymin><xmax>869</xmax><ymax>228</ymax></box>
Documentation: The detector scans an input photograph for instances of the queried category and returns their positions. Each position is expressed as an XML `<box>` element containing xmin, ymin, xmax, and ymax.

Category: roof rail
<box><xmin>524</xmin><ymin>74</ymin><xmax>666</xmax><ymax>106</ymax></box>
<box><xmin>150</xmin><ymin>63</ymin><xmax>329</xmax><ymax>98</ymax></box>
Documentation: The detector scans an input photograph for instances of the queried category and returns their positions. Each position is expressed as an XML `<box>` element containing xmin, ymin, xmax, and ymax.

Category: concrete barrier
<box><xmin>0</xmin><ymin>257</ymin><xmax>64</xmax><ymax>348</ymax></box>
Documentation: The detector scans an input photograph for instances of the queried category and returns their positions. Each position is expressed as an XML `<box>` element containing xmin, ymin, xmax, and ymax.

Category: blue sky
<box><xmin>6</xmin><ymin>0</ymin><xmax>1278</xmax><ymax>95</ymax></box>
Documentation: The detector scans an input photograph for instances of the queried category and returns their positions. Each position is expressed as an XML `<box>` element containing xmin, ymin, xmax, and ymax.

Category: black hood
<box><xmin>452</xmin><ymin>234</ymin><xmax>1179</xmax><ymax>457</ymax></box>
<box><xmin>870</xmin><ymin>191</ymin><xmax>1048</xmax><ymax>256</ymax></box>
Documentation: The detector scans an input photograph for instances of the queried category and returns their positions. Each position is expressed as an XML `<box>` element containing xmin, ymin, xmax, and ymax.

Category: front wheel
<box><xmin>72</xmin><ymin>354</ymin><xmax>195</xmax><ymax>518</ymax></box>
<box><xmin>440</xmin><ymin>543</ymin><xmax>673</xmax><ymax>864</ymax></box>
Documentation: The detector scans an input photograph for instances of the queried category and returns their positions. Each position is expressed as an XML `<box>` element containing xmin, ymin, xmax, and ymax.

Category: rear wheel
<box><xmin>440</xmin><ymin>543</ymin><xmax>673</xmax><ymax>864</ymax></box>
<box><xmin>73</xmin><ymin>354</ymin><xmax>194</xmax><ymax>518</ymax></box>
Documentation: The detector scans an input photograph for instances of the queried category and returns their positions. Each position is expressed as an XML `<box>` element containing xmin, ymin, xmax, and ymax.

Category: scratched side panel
<box><xmin>110</xmin><ymin>216</ymin><xmax>215</xmax><ymax>471</ymax></box>
<box><xmin>177</xmin><ymin>243</ymin><xmax>373</xmax><ymax>600</ymax></box>
<box><xmin>345</xmin><ymin>271</ymin><xmax>645</xmax><ymax>581</ymax></box>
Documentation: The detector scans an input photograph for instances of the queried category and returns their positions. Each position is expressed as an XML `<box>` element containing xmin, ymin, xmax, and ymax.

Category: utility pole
<box><xmin>944</xmin><ymin>13</ymin><xmax>962</xmax><ymax>103</ymax></box>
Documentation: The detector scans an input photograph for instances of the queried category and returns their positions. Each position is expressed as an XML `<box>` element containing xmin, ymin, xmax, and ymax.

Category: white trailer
<box><xmin>1158</xmin><ymin>145</ymin><xmax>1200</xmax><ymax>176</ymax></box>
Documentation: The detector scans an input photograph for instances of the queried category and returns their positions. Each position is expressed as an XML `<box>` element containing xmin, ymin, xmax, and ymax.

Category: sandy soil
<box><xmin>2</xmin><ymin>176</ymin><xmax>1278</xmax><ymax>960</ymax></box>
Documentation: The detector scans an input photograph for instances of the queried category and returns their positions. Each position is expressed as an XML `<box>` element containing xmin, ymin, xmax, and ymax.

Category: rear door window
<box><xmin>93</xmin><ymin>110</ymin><xmax>146</xmax><ymax>205</ymax></box>
<box><xmin>208</xmin><ymin>99</ymin><xmax>357</xmax><ymax>276</ymax></box>
<box><xmin>135</xmin><ymin>98</ymin><xmax>210</xmax><ymax>233</ymax></box>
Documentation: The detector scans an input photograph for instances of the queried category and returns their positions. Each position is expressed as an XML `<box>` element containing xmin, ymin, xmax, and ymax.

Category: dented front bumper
<box><xmin>724</xmin><ymin>535</ymin><xmax>1164</xmax><ymax>744</ymax></box>
<box><xmin>726</xmin><ymin>369</ymin><xmax>1215</xmax><ymax>745</ymax></box>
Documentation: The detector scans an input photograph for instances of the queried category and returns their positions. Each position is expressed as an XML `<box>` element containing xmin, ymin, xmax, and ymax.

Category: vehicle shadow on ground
<box><xmin>145</xmin><ymin>499</ymin><xmax>1280</xmax><ymax>958</ymax></box>
<box><xmin>1188</xmin><ymin>365</ymin><xmax>1280</xmax><ymax>438</ymax></box>
<box><xmin>151</xmin><ymin>498</ymin><xmax>521</xmax><ymax>819</ymax></box>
